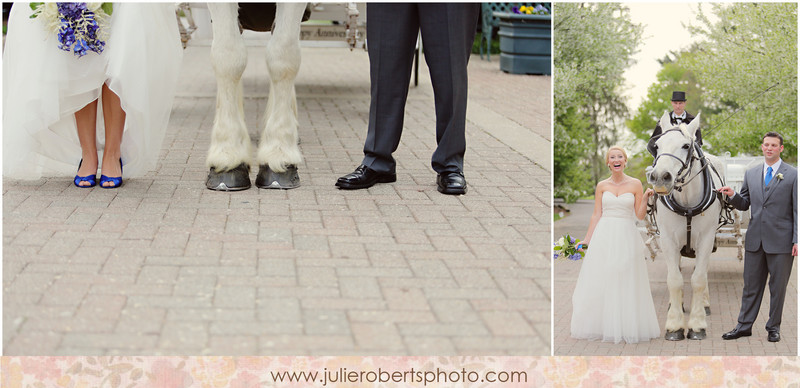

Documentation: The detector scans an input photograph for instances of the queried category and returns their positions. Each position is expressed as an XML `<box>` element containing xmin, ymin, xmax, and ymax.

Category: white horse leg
<box><xmin>205</xmin><ymin>3</ymin><xmax>253</xmax><ymax>191</ymax></box>
<box><xmin>687</xmin><ymin>232</ymin><xmax>715</xmax><ymax>340</ymax></box>
<box><xmin>687</xmin><ymin>263</ymin><xmax>709</xmax><ymax>339</ymax></box>
<box><xmin>254</xmin><ymin>3</ymin><xmax>306</xmax><ymax>189</ymax></box>
<box><xmin>664</xmin><ymin>242</ymin><xmax>687</xmax><ymax>340</ymax></box>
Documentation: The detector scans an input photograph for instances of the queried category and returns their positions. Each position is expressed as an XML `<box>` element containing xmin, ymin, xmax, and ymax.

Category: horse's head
<box><xmin>646</xmin><ymin>112</ymin><xmax>702</xmax><ymax>195</ymax></box>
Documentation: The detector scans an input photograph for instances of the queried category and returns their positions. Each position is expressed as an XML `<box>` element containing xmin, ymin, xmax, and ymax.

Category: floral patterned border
<box><xmin>2</xmin><ymin>356</ymin><xmax>799</xmax><ymax>387</ymax></box>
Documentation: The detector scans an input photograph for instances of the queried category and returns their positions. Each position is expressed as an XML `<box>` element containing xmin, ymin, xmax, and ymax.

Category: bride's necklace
<box><xmin>610</xmin><ymin>176</ymin><xmax>625</xmax><ymax>185</ymax></box>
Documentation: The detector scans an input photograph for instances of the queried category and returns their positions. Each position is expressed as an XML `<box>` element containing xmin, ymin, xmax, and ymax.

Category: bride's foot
<box><xmin>74</xmin><ymin>158</ymin><xmax>98</xmax><ymax>188</ymax></box>
<box><xmin>100</xmin><ymin>157</ymin><xmax>123</xmax><ymax>188</ymax></box>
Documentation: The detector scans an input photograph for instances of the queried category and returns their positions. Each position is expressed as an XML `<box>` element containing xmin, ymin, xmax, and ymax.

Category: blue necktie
<box><xmin>765</xmin><ymin>166</ymin><xmax>773</xmax><ymax>186</ymax></box>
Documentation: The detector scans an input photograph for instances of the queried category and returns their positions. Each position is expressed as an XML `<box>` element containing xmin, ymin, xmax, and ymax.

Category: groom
<box><xmin>335</xmin><ymin>3</ymin><xmax>480</xmax><ymax>195</ymax></box>
<box><xmin>718</xmin><ymin>132</ymin><xmax>797</xmax><ymax>343</ymax></box>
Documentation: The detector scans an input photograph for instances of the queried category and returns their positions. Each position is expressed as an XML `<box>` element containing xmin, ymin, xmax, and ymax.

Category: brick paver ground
<box><xmin>3</xmin><ymin>41</ymin><xmax>551</xmax><ymax>355</ymax></box>
<box><xmin>554</xmin><ymin>200</ymin><xmax>798</xmax><ymax>356</ymax></box>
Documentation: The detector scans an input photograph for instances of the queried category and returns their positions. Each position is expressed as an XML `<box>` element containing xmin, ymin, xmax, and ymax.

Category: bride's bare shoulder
<box><xmin>623</xmin><ymin>175</ymin><xmax>643</xmax><ymax>186</ymax></box>
<box><xmin>596</xmin><ymin>179</ymin><xmax>612</xmax><ymax>191</ymax></box>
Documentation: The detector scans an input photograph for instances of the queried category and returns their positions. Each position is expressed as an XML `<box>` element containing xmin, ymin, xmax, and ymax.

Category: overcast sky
<box><xmin>623</xmin><ymin>3</ymin><xmax>713</xmax><ymax>113</ymax></box>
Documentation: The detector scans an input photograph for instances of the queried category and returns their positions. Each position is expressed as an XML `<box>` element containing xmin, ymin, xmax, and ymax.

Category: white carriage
<box><xmin>175</xmin><ymin>3</ymin><xmax>367</xmax><ymax>50</ymax></box>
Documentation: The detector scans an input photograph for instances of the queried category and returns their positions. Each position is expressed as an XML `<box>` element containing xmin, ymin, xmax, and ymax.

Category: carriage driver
<box><xmin>718</xmin><ymin>132</ymin><xmax>798</xmax><ymax>343</ymax></box>
<box><xmin>650</xmin><ymin>91</ymin><xmax>699</xmax><ymax>152</ymax></box>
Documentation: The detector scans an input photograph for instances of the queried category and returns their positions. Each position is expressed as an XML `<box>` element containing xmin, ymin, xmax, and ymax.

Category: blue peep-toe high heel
<box><xmin>74</xmin><ymin>159</ymin><xmax>97</xmax><ymax>188</ymax></box>
<box><xmin>99</xmin><ymin>159</ymin><xmax>123</xmax><ymax>189</ymax></box>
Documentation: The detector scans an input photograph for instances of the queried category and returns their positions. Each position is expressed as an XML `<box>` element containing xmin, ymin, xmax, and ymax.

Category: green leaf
<box><xmin>29</xmin><ymin>2</ymin><xmax>43</xmax><ymax>18</ymax></box>
<box><xmin>102</xmin><ymin>3</ymin><xmax>114</xmax><ymax>16</ymax></box>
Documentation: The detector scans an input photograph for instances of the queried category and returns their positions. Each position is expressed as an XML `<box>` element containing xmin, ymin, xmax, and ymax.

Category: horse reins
<box><xmin>647</xmin><ymin>133</ymin><xmax>736</xmax><ymax>258</ymax></box>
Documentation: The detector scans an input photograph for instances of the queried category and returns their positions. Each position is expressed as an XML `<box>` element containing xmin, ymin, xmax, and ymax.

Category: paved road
<box><xmin>3</xmin><ymin>43</ymin><xmax>551</xmax><ymax>355</ymax></box>
<box><xmin>554</xmin><ymin>199</ymin><xmax>797</xmax><ymax>355</ymax></box>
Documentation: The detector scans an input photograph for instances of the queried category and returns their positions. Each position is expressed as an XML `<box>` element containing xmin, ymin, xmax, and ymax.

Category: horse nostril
<box><xmin>662</xmin><ymin>172</ymin><xmax>672</xmax><ymax>182</ymax></box>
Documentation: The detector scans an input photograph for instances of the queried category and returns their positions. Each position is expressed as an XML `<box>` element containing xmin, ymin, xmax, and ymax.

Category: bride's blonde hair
<box><xmin>605</xmin><ymin>145</ymin><xmax>628</xmax><ymax>164</ymax></box>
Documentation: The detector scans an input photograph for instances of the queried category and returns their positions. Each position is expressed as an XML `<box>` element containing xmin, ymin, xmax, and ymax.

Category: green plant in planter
<box><xmin>472</xmin><ymin>32</ymin><xmax>500</xmax><ymax>55</ymax></box>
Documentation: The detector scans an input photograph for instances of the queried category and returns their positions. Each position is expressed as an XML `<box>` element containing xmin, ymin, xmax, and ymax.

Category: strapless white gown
<box><xmin>571</xmin><ymin>191</ymin><xmax>660</xmax><ymax>343</ymax></box>
<box><xmin>3</xmin><ymin>3</ymin><xmax>183</xmax><ymax>179</ymax></box>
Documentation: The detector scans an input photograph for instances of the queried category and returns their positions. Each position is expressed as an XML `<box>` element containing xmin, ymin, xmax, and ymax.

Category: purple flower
<box><xmin>569</xmin><ymin>253</ymin><xmax>582</xmax><ymax>261</ymax></box>
<box><xmin>73</xmin><ymin>38</ymin><xmax>89</xmax><ymax>57</ymax></box>
<box><xmin>57</xmin><ymin>2</ymin><xmax>87</xmax><ymax>19</ymax></box>
<box><xmin>511</xmin><ymin>6</ymin><xmax>520</xmax><ymax>14</ymax></box>
<box><xmin>50</xmin><ymin>3</ymin><xmax>106</xmax><ymax>57</ymax></box>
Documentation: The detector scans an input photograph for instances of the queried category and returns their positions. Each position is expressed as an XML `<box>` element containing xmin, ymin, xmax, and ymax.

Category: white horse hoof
<box><xmin>256</xmin><ymin>164</ymin><xmax>300</xmax><ymax>189</ymax></box>
<box><xmin>665</xmin><ymin>329</ymin><xmax>685</xmax><ymax>341</ymax></box>
<box><xmin>687</xmin><ymin>328</ymin><xmax>706</xmax><ymax>340</ymax></box>
<box><xmin>206</xmin><ymin>163</ymin><xmax>252</xmax><ymax>191</ymax></box>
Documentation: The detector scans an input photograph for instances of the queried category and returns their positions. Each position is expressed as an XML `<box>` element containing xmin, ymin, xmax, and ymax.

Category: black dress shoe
<box><xmin>335</xmin><ymin>164</ymin><xmax>396</xmax><ymax>190</ymax></box>
<box><xmin>437</xmin><ymin>171</ymin><xmax>467</xmax><ymax>195</ymax></box>
<box><xmin>768</xmin><ymin>330</ymin><xmax>780</xmax><ymax>342</ymax></box>
<box><xmin>721</xmin><ymin>327</ymin><xmax>752</xmax><ymax>340</ymax></box>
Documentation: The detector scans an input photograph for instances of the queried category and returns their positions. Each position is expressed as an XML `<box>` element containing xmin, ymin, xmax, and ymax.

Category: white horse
<box><xmin>646</xmin><ymin>112</ymin><xmax>726</xmax><ymax>340</ymax></box>
<box><xmin>205</xmin><ymin>3</ymin><xmax>307</xmax><ymax>190</ymax></box>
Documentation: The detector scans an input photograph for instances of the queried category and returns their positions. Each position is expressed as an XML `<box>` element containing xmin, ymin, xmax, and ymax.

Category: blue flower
<box><xmin>46</xmin><ymin>3</ymin><xmax>108</xmax><ymax>57</ymax></box>
<box><xmin>74</xmin><ymin>38</ymin><xmax>90</xmax><ymax>57</ymax></box>
<box><xmin>569</xmin><ymin>253</ymin><xmax>582</xmax><ymax>261</ymax></box>
<box><xmin>58</xmin><ymin>2</ymin><xmax>88</xmax><ymax>19</ymax></box>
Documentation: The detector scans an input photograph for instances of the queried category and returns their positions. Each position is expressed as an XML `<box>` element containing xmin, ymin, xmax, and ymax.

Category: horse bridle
<box><xmin>649</xmin><ymin>128</ymin><xmax>702</xmax><ymax>193</ymax></box>
<box><xmin>646</xmin><ymin>128</ymin><xmax>736</xmax><ymax>258</ymax></box>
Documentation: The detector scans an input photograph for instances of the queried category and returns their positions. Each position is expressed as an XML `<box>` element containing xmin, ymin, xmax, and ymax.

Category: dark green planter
<box><xmin>494</xmin><ymin>12</ymin><xmax>551</xmax><ymax>75</ymax></box>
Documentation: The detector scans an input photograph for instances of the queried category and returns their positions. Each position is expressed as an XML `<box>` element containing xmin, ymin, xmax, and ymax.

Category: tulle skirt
<box><xmin>3</xmin><ymin>3</ymin><xmax>183</xmax><ymax>179</ymax></box>
<box><xmin>571</xmin><ymin>215</ymin><xmax>661</xmax><ymax>344</ymax></box>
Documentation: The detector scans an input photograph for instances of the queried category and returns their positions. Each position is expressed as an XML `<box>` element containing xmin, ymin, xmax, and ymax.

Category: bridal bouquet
<box><xmin>30</xmin><ymin>2</ymin><xmax>112</xmax><ymax>58</ymax></box>
<box><xmin>553</xmin><ymin>234</ymin><xmax>584</xmax><ymax>261</ymax></box>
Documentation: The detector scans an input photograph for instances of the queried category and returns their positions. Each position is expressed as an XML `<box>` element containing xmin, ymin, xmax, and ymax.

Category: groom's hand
<box><xmin>718</xmin><ymin>186</ymin><xmax>735</xmax><ymax>197</ymax></box>
<box><xmin>793</xmin><ymin>244</ymin><xmax>798</xmax><ymax>257</ymax></box>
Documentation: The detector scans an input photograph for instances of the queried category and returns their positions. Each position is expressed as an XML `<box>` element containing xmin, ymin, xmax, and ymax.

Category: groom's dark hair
<box><xmin>763</xmin><ymin>132</ymin><xmax>783</xmax><ymax>146</ymax></box>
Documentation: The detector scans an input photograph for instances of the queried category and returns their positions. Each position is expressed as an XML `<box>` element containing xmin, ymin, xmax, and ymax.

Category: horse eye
<box><xmin>682</xmin><ymin>144</ymin><xmax>690</xmax><ymax>150</ymax></box>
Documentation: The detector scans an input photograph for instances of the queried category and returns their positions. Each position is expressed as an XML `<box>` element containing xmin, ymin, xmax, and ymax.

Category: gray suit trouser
<box><xmin>737</xmin><ymin>245</ymin><xmax>795</xmax><ymax>332</ymax></box>
<box><xmin>361</xmin><ymin>3</ymin><xmax>480</xmax><ymax>175</ymax></box>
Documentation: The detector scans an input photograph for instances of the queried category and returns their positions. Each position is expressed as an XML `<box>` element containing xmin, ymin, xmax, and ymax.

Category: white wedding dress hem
<box><xmin>570</xmin><ymin>191</ymin><xmax>661</xmax><ymax>344</ymax></box>
<box><xmin>3</xmin><ymin>3</ymin><xmax>183</xmax><ymax>180</ymax></box>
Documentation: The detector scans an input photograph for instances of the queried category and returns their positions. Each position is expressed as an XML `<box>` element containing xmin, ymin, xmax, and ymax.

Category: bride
<box><xmin>571</xmin><ymin>146</ymin><xmax>661</xmax><ymax>344</ymax></box>
<box><xmin>3</xmin><ymin>3</ymin><xmax>182</xmax><ymax>186</ymax></box>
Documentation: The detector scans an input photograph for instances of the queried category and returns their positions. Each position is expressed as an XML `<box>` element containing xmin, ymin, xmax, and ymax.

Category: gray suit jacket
<box><xmin>728</xmin><ymin>161</ymin><xmax>798</xmax><ymax>254</ymax></box>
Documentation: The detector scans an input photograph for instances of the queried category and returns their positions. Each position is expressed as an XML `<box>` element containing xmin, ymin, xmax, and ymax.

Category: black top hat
<box><xmin>671</xmin><ymin>91</ymin><xmax>687</xmax><ymax>101</ymax></box>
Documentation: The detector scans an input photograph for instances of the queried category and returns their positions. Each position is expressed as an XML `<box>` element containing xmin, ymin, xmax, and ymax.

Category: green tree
<box><xmin>685</xmin><ymin>3</ymin><xmax>797</xmax><ymax>162</ymax></box>
<box><xmin>554</xmin><ymin>3</ymin><xmax>643</xmax><ymax>202</ymax></box>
